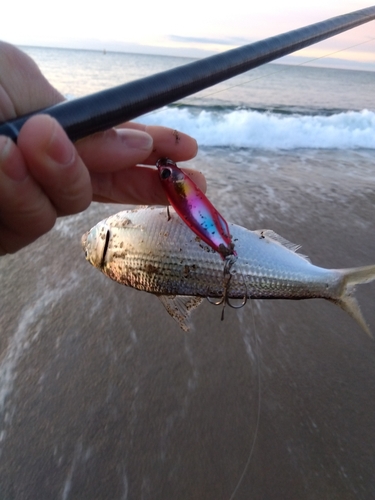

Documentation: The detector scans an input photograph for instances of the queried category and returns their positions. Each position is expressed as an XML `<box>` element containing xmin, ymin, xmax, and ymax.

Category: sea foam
<box><xmin>137</xmin><ymin>108</ymin><xmax>375</xmax><ymax>150</ymax></box>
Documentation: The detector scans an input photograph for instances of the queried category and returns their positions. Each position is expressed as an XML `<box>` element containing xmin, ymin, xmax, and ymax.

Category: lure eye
<box><xmin>160</xmin><ymin>167</ymin><xmax>172</xmax><ymax>180</ymax></box>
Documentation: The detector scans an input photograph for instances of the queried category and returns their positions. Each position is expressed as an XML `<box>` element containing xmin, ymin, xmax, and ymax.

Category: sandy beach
<box><xmin>0</xmin><ymin>148</ymin><xmax>374</xmax><ymax>499</ymax></box>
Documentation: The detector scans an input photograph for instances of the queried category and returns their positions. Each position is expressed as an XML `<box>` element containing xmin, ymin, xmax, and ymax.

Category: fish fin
<box><xmin>333</xmin><ymin>265</ymin><xmax>375</xmax><ymax>338</ymax></box>
<box><xmin>157</xmin><ymin>295</ymin><xmax>204</xmax><ymax>332</ymax></box>
<box><xmin>255</xmin><ymin>229</ymin><xmax>311</xmax><ymax>262</ymax></box>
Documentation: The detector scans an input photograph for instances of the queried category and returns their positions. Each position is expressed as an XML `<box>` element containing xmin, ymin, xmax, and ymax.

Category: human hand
<box><xmin>0</xmin><ymin>42</ymin><xmax>203</xmax><ymax>255</ymax></box>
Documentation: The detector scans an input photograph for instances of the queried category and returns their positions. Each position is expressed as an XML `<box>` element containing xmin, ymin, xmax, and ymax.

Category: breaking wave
<box><xmin>137</xmin><ymin>107</ymin><xmax>375</xmax><ymax>150</ymax></box>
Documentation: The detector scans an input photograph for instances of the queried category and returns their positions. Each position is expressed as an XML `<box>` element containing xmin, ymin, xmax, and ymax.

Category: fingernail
<box><xmin>0</xmin><ymin>136</ymin><xmax>28</xmax><ymax>182</ymax></box>
<box><xmin>46</xmin><ymin>120</ymin><xmax>75</xmax><ymax>165</ymax></box>
<box><xmin>0</xmin><ymin>136</ymin><xmax>12</xmax><ymax>162</ymax></box>
<box><xmin>116</xmin><ymin>129</ymin><xmax>153</xmax><ymax>151</ymax></box>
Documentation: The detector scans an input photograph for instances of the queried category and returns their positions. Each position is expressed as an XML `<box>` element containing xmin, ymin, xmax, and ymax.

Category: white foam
<box><xmin>0</xmin><ymin>273</ymin><xmax>80</xmax><ymax>442</ymax></box>
<box><xmin>137</xmin><ymin>108</ymin><xmax>375</xmax><ymax>150</ymax></box>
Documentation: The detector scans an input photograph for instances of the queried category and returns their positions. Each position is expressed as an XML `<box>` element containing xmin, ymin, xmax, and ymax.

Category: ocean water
<box><xmin>21</xmin><ymin>46</ymin><xmax>375</xmax><ymax>149</ymax></box>
<box><xmin>1</xmin><ymin>46</ymin><xmax>374</xmax><ymax>499</ymax></box>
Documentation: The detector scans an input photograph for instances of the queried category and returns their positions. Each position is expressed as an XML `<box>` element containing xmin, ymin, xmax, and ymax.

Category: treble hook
<box><xmin>207</xmin><ymin>296</ymin><xmax>225</xmax><ymax>306</ymax></box>
<box><xmin>219</xmin><ymin>281</ymin><xmax>248</xmax><ymax>320</ymax></box>
<box><xmin>226</xmin><ymin>294</ymin><xmax>248</xmax><ymax>309</ymax></box>
<box><xmin>206</xmin><ymin>255</ymin><xmax>248</xmax><ymax>320</ymax></box>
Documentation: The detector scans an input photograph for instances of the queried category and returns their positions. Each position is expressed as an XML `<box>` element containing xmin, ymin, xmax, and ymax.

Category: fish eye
<box><xmin>160</xmin><ymin>167</ymin><xmax>172</xmax><ymax>180</ymax></box>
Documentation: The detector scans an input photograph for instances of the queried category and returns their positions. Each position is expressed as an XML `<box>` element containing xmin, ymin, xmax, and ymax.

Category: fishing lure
<box><xmin>156</xmin><ymin>158</ymin><xmax>236</xmax><ymax>260</ymax></box>
<box><xmin>156</xmin><ymin>158</ymin><xmax>245</xmax><ymax>315</ymax></box>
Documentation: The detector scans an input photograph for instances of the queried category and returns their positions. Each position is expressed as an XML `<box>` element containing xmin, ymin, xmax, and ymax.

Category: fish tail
<box><xmin>334</xmin><ymin>264</ymin><xmax>375</xmax><ymax>338</ymax></box>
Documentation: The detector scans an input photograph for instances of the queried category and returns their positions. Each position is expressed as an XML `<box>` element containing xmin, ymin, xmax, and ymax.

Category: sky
<box><xmin>2</xmin><ymin>0</ymin><xmax>375</xmax><ymax>70</ymax></box>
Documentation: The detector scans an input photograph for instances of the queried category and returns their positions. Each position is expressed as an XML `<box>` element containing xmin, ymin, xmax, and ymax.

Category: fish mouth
<box><xmin>81</xmin><ymin>231</ymin><xmax>88</xmax><ymax>251</ymax></box>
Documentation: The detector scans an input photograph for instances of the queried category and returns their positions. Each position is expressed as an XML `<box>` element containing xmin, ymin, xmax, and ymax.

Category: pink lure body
<box><xmin>156</xmin><ymin>158</ymin><xmax>236</xmax><ymax>259</ymax></box>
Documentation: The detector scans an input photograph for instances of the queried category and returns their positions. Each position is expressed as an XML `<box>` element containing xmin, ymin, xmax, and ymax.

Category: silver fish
<box><xmin>82</xmin><ymin>207</ymin><xmax>375</xmax><ymax>334</ymax></box>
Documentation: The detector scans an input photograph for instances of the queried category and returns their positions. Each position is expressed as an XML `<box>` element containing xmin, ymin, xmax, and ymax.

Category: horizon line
<box><xmin>17</xmin><ymin>42</ymin><xmax>375</xmax><ymax>73</ymax></box>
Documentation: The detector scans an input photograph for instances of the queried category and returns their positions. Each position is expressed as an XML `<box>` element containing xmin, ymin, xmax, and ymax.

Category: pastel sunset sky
<box><xmin>3</xmin><ymin>1</ymin><xmax>374</xmax><ymax>69</ymax></box>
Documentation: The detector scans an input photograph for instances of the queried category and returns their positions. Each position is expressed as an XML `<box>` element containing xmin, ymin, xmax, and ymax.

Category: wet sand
<box><xmin>0</xmin><ymin>149</ymin><xmax>375</xmax><ymax>499</ymax></box>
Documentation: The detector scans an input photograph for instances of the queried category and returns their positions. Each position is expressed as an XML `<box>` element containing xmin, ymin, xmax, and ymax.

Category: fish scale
<box><xmin>82</xmin><ymin>207</ymin><xmax>375</xmax><ymax>334</ymax></box>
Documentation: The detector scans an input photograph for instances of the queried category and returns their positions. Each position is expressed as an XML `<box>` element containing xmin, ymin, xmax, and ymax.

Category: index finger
<box><xmin>119</xmin><ymin>123</ymin><xmax>198</xmax><ymax>165</ymax></box>
<box><xmin>76</xmin><ymin>125</ymin><xmax>198</xmax><ymax>173</ymax></box>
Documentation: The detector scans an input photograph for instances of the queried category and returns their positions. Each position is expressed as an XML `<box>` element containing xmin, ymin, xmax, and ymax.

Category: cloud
<box><xmin>167</xmin><ymin>35</ymin><xmax>255</xmax><ymax>47</ymax></box>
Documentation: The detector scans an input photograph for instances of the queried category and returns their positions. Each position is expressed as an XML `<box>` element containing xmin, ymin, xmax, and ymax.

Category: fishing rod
<box><xmin>0</xmin><ymin>5</ymin><xmax>374</xmax><ymax>142</ymax></box>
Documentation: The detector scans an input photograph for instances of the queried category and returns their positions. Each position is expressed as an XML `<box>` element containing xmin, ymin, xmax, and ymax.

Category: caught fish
<box><xmin>82</xmin><ymin>207</ymin><xmax>375</xmax><ymax>334</ymax></box>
